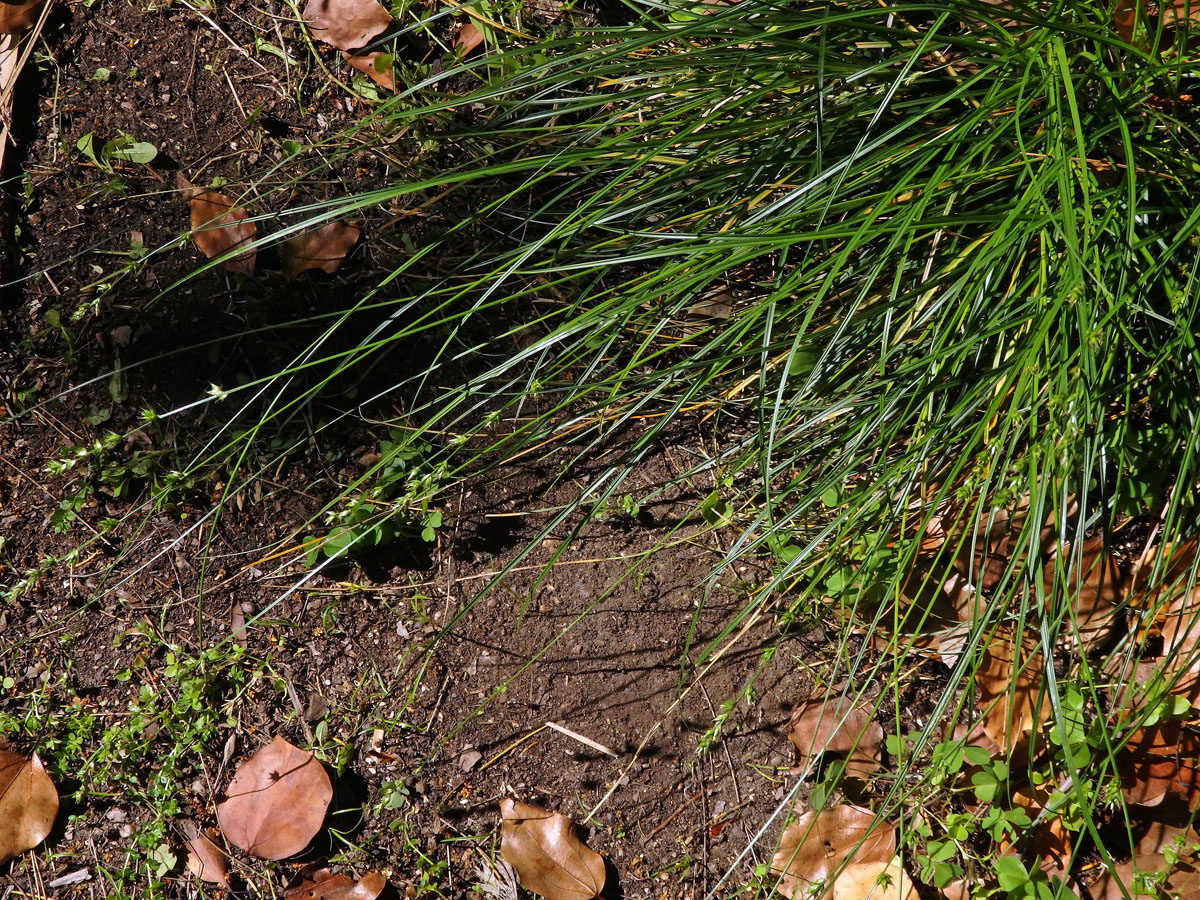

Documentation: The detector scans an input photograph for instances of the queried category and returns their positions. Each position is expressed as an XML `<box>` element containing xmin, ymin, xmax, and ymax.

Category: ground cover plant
<box><xmin>5</xmin><ymin>0</ymin><xmax>1200</xmax><ymax>895</ymax></box>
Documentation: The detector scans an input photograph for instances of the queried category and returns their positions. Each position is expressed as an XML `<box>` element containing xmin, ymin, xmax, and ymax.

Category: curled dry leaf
<box><xmin>975</xmin><ymin>628</ymin><xmax>1050</xmax><ymax>752</ymax></box>
<box><xmin>281</xmin><ymin>222</ymin><xmax>361</xmax><ymax>280</ymax></box>
<box><xmin>500</xmin><ymin>799</ymin><xmax>605</xmax><ymax>900</ymax></box>
<box><xmin>788</xmin><ymin>686</ymin><xmax>882</xmax><ymax>780</ymax></box>
<box><xmin>0</xmin><ymin>750</ymin><xmax>59</xmax><ymax>865</ymax></box>
<box><xmin>284</xmin><ymin>867</ymin><xmax>386</xmax><ymax>900</ymax></box>
<box><xmin>216</xmin><ymin>735</ymin><xmax>332</xmax><ymax>859</ymax></box>
<box><xmin>1118</xmin><ymin>726</ymin><xmax>1200</xmax><ymax>809</ymax></box>
<box><xmin>190</xmin><ymin>191</ymin><xmax>257</xmax><ymax>276</ymax></box>
<box><xmin>830</xmin><ymin>855</ymin><xmax>919</xmax><ymax>900</ymax></box>
<box><xmin>0</xmin><ymin>0</ymin><xmax>43</xmax><ymax>33</ymax></box>
<box><xmin>303</xmin><ymin>0</ymin><xmax>392</xmax><ymax>51</ymax></box>
<box><xmin>343</xmin><ymin>52</ymin><xmax>393</xmax><ymax>91</ymax></box>
<box><xmin>181</xmin><ymin>820</ymin><xmax>230</xmax><ymax>887</ymax></box>
<box><xmin>770</xmin><ymin>805</ymin><xmax>896</xmax><ymax>900</ymax></box>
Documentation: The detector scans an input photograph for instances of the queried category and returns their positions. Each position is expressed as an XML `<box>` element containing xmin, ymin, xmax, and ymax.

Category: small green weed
<box><xmin>307</xmin><ymin>430</ymin><xmax>446</xmax><ymax>562</ymax></box>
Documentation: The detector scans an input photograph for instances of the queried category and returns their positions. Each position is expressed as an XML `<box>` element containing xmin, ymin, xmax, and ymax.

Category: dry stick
<box><xmin>586</xmin><ymin>605</ymin><xmax>765</xmax><ymax>821</ymax></box>
<box><xmin>544</xmin><ymin>721</ymin><xmax>618</xmax><ymax>758</ymax></box>
<box><xmin>0</xmin><ymin>0</ymin><xmax>53</xmax><ymax>174</ymax></box>
<box><xmin>479</xmin><ymin>725</ymin><xmax>549</xmax><ymax>771</ymax></box>
<box><xmin>646</xmin><ymin>789</ymin><xmax>704</xmax><ymax>840</ymax></box>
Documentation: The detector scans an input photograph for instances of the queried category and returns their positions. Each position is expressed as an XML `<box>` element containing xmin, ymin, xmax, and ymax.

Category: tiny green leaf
<box><xmin>994</xmin><ymin>856</ymin><xmax>1029</xmax><ymax>892</ymax></box>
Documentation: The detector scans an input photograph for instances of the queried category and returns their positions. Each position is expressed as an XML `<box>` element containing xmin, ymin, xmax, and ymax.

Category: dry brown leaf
<box><xmin>1113</xmin><ymin>0</ymin><xmax>1138</xmax><ymax>40</ymax></box>
<box><xmin>954</xmin><ymin>499</ymin><xmax>1054</xmax><ymax>595</ymax></box>
<box><xmin>830</xmin><ymin>855</ymin><xmax>919</xmax><ymax>900</ymax></box>
<box><xmin>343</xmin><ymin>52</ymin><xmax>394</xmax><ymax>91</ymax></box>
<box><xmin>0</xmin><ymin>750</ymin><xmax>58</xmax><ymax>865</ymax></box>
<box><xmin>770</xmin><ymin>805</ymin><xmax>896</xmax><ymax>900</ymax></box>
<box><xmin>281</xmin><ymin>222</ymin><xmax>361</xmax><ymax>280</ymax></box>
<box><xmin>190</xmin><ymin>191</ymin><xmax>257</xmax><ymax>276</ymax></box>
<box><xmin>0</xmin><ymin>0</ymin><xmax>44</xmax><ymax>33</ymax></box>
<box><xmin>1042</xmin><ymin>536</ymin><xmax>1122</xmax><ymax>652</ymax></box>
<box><xmin>303</xmin><ymin>0</ymin><xmax>392</xmax><ymax>51</ymax></box>
<box><xmin>499</xmin><ymin>799</ymin><xmax>605</xmax><ymax>900</ymax></box>
<box><xmin>284</xmin><ymin>868</ymin><xmax>386</xmax><ymax>900</ymax></box>
<box><xmin>1091</xmin><ymin>854</ymin><xmax>1200</xmax><ymax>900</ymax></box>
<box><xmin>455</xmin><ymin>22</ymin><xmax>485</xmax><ymax>55</ymax></box>
<box><xmin>788</xmin><ymin>686</ymin><xmax>882</xmax><ymax>780</ymax></box>
<box><xmin>1118</xmin><ymin>726</ymin><xmax>1200</xmax><ymax>810</ymax></box>
<box><xmin>975</xmin><ymin>628</ymin><xmax>1050</xmax><ymax>752</ymax></box>
<box><xmin>688</xmin><ymin>290</ymin><xmax>733</xmax><ymax>319</ymax></box>
<box><xmin>181</xmin><ymin>821</ymin><xmax>230</xmax><ymax>887</ymax></box>
<box><xmin>216</xmin><ymin>735</ymin><xmax>332</xmax><ymax>859</ymax></box>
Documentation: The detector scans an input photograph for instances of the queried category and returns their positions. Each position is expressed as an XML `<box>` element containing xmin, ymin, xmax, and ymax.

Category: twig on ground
<box><xmin>545</xmin><ymin>720</ymin><xmax>618</xmax><ymax>758</ymax></box>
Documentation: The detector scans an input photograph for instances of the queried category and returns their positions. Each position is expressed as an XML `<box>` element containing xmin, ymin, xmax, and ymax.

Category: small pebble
<box><xmin>104</xmin><ymin>809</ymin><xmax>127</xmax><ymax>823</ymax></box>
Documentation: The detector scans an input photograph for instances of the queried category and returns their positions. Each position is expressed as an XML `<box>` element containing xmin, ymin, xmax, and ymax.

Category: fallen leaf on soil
<box><xmin>455</xmin><ymin>22</ymin><xmax>485</xmax><ymax>55</ymax></box>
<box><xmin>189</xmin><ymin>191</ymin><xmax>257</xmax><ymax>276</ymax></box>
<box><xmin>216</xmin><ymin>735</ymin><xmax>332</xmax><ymax>859</ymax></box>
<box><xmin>788</xmin><ymin>686</ymin><xmax>882</xmax><ymax>780</ymax></box>
<box><xmin>303</xmin><ymin>0</ymin><xmax>392</xmax><ymax>51</ymax></box>
<box><xmin>0</xmin><ymin>750</ymin><xmax>58</xmax><ymax>865</ymax></box>
<box><xmin>181</xmin><ymin>821</ymin><xmax>230</xmax><ymax>887</ymax></box>
<box><xmin>0</xmin><ymin>0</ymin><xmax>43</xmax><ymax>33</ymax></box>
<box><xmin>1113</xmin><ymin>0</ymin><xmax>1138</xmax><ymax>40</ymax></box>
<box><xmin>284</xmin><ymin>867</ymin><xmax>386</xmax><ymax>900</ymax></box>
<box><xmin>1042</xmin><ymin>536</ymin><xmax>1122</xmax><ymax>651</ymax></box>
<box><xmin>688</xmin><ymin>290</ymin><xmax>733</xmax><ymax>319</ymax></box>
<box><xmin>281</xmin><ymin>222</ymin><xmax>361</xmax><ymax>280</ymax></box>
<box><xmin>1118</xmin><ymin>726</ymin><xmax>1200</xmax><ymax>809</ymax></box>
<box><xmin>975</xmin><ymin>628</ymin><xmax>1050</xmax><ymax>751</ymax></box>
<box><xmin>1131</xmin><ymin>805</ymin><xmax>1200</xmax><ymax>859</ymax></box>
<box><xmin>1141</xmin><ymin>544</ymin><xmax>1200</xmax><ymax>704</ymax></box>
<box><xmin>343</xmin><ymin>52</ymin><xmax>393</xmax><ymax>91</ymax></box>
<box><xmin>953</xmin><ymin>498</ymin><xmax>1057</xmax><ymax>595</ymax></box>
<box><xmin>770</xmin><ymin>805</ymin><xmax>896</xmax><ymax>900</ymax></box>
<box><xmin>499</xmin><ymin>799</ymin><xmax>605</xmax><ymax>900</ymax></box>
<box><xmin>830</xmin><ymin>855</ymin><xmax>918</xmax><ymax>900</ymax></box>
<box><xmin>1091</xmin><ymin>854</ymin><xmax>1200</xmax><ymax>900</ymax></box>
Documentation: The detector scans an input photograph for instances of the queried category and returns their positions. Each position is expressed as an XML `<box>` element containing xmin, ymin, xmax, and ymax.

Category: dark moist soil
<box><xmin>0</xmin><ymin>1</ymin><xmax>928</xmax><ymax>898</ymax></box>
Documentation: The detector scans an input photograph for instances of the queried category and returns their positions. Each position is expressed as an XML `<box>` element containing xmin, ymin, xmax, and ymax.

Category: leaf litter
<box><xmin>343</xmin><ymin>52</ymin><xmax>394</xmax><ymax>91</ymax></box>
<box><xmin>217</xmin><ymin>735</ymin><xmax>332</xmax><ymax>860</ymax></box>
<box><xmin>188</xmin><ymin>190</ymin><xmax>258</xmax><ymax>276</ymax></box>
<box><xmin>0</xmin><ymin>0</ymin><xmax>43</xmax><ymax>33</ymax></box>
<box><xmin>0</xmin><ymin>749</ymin><xmax>58</xmax><ymax>865</ymax></box>
<box><xmin>499</xmin><ymin>799</ymin><xmax>605</xmax><ymax>900</ymax></box>
<box><xmin>284</xmin><ymin>867</ymin><xmax>387</xmax><ymax>900</ymax></box>
<box><xmin>770</xmin><ymin>804</ymin><xmax>896</xmax><ymax>900</ymax></box>
<box><xmin>788</xmin><ymin>685</ymin><xmax>882</xmax><ymax>781</ymax></box>
<box><xmin>303</xmin><ymin>0</ymin><xmax>392</xmax><ymax>52</ymax></box>
<box><xmin>181</xmin><ymin>820</ymin><xmax>231</xmax><ymax>887</ymax></box>
<box><xmin>281</xmin><ymin>222</ymin><xmax>362</xmax><ymax>280</ymax></box>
